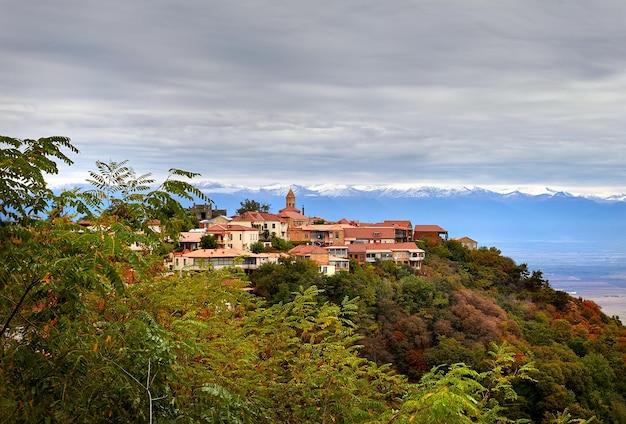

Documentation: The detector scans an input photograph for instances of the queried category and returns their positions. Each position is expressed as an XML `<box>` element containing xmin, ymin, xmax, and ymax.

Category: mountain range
<box><xmin>194</xmin><ymin>181</ymin><xmax>626</xmax><ymax>255</ymax></box>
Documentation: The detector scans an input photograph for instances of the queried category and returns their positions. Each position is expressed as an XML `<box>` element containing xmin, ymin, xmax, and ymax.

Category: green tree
<box><xmin>246</xmin><ymin>286</ymin><xmax>406</xmax><ymax>422</ymax></box>
<box><xmin>0</xmin><ymin>135</ymin><xmax>77</xmax><ymax>223</ymax></box>
<box><xmin>200</xmin><ymin>233</ymin><xmax>219</xmax><ymax>249</ymax></box>
<box><xmin>84</xmin><ymin>159</ymin><xmax>208</xmax><ymax>238</ymax></box>
<box><xmin>384</xmin><ymin>342</ymin><xmax>536</xmax><ymax>423</ymax></box>
<box><xmin>250</xmin><ymin>256</ymin><xmax>324</xmax><ymax>304</ymax></box>
<box><xmin>0</xmin><ymin>138</ymin><xmax>209</xmax><ymax>422</ymax></box>
<box><xmin>236</xmin><ymin>198</ymin><xmax>271</xmax><ymax>215</ymax></box>
<box><xmin>250</xmin><ymin>241</ymin><xmax>267</xmax><ymax>253</ymax></box>
<box><xmin>270</xmin><ymin>236</ymin><xmax>293</xmax><ymax>251</ymax></box>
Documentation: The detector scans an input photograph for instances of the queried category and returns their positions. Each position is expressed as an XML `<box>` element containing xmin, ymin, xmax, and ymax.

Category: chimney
<box><xmin>301</xmin><ymin>206</ymin><xmax>305</xmax><ymax>215</ymax></box>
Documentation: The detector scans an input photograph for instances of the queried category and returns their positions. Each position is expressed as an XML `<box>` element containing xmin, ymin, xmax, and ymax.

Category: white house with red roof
<box><xmin>204</xmin><ymin>224</ymin><xmax>260</xmax><ymax>251</ymax></box>
<box><xmin>230</xmin><ymin>211</ymin><xmax>289</xmax><ymax>241</ymax></box>
<box><xmin>179</xmin><ymin>224</ymin><xmax>260</xmax><ymax>252</ymax></box>
<box><xmin>288</xmin><ymin>244</ymin><xmax>348</xmax><ymax>275</ymax></box>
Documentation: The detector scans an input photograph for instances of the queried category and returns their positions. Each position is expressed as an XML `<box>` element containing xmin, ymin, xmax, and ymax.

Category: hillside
<box><xmin>247</xmin><ymin>239</ymin><xmax>626</xmax><ymax>422</ymax></box>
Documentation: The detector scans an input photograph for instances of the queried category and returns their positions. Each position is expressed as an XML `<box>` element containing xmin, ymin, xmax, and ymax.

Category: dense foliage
<box><xmin>2</xmin><ymin>135</ymin><xmax>625</xmax><ymax>423</ymax></box>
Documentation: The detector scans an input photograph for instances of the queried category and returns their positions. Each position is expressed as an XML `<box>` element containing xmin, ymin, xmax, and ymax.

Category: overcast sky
<box><xmin>3</xmin><ymin>1</ymin><xmax>626</xmax><ymax>195</ymax></box>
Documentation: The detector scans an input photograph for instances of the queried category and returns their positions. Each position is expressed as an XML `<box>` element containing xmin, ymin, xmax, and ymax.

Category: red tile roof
<box><xmin>344</xmin><ymin>226</ymin><xmax>395</xmax><ymax>239</ymax></box>
<box><xmin>231</xmin><ymin>211</ymin><xmax>287</xmax><ymax>223</ymax></box>
<box><xmin>179</xmin><ymin>231</ymin><xmax>206</xmax><ymax>243</ymax></box>
<box><xmin>289</xmin><ymin>244</ymin><xmax>328</xmax><ymax>255</ymax></box>
<box><xmin>413</xmin><ymin>225</ymin><xmax>448</xmax><ymax>233</ymax></box>
<box><xmin>382</xmin><ymin>220</ymin><xmax>412</xmax><ymax>229</ymax></box>
<box><xmin>346</xmin><ymin>242</ymin><xmax>424</xmax><ymax>253</ymax></box>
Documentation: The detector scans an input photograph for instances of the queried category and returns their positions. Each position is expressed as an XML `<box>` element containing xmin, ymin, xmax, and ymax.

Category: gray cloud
<box><xmin>2</xmin><ymin>0</ymin><xmax>626</xmax><ymax>195</ymax></box>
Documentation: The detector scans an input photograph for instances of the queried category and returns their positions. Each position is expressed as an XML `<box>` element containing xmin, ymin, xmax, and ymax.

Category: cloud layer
<box><xmin>2</xmin><ymin>1</ymin><xmax>626</xmax><ymax>194</ymax></box>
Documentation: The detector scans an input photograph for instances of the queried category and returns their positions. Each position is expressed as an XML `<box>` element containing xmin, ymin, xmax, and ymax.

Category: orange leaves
<box><xmin>31</xmin><ymin>301</ymin><xmax>46</xmax><ymax>314</ymax></box>
<box><xmin>41</xmin><ymin>317</ymin><xmax>58</xmax><ymax>339</ymax></box>
<box><xmin>8</xmin><ymin>235</ymin><xmax>23</xmax><ymax>245</ymax></box>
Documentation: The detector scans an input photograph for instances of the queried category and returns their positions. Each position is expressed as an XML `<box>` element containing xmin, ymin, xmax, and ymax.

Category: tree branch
<box><xmin>0</xmin><ymin>277</ymin><xmax>41</xmax><ymax>342</ymax></box>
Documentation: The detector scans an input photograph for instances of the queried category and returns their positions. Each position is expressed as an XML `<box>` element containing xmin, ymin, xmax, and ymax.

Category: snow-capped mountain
<box><xmin>193</xmin><ymin>181</ymin><xmax>626</xmax><ymax>252</ymax></box>
<box><xmin>194</xmin><ymin>181</ymin><xmax>623</xmax><ymax>201</ymax></box>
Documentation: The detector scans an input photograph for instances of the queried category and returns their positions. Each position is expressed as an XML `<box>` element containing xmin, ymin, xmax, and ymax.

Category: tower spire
<box><xmin>286</xmin><ymin>186</ymin><xmax>296</xmax><ymax>209</ymax></box>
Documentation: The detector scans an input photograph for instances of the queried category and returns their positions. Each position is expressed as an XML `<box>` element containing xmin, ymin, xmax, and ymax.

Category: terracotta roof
<box><xmin>296</xmin><ymin>224</ymin><xmax>343</xmax><ymax>231</ymax></box>
<box><xmin>388</xmin><ymin>242</ymin><xmax>425</xmax><ymax>252</ymax></box>
<box><xmin>179</xmin><ymin>231</ymin><xmax>206</xmax><ymax>243</ymax></box>
<box><xmin>226</xmin><ymin>224</ymin><xmax>259</xmax><ymax>232</ymax></box>
<box><xmin>454</xmin><ymin>236</ymin><xmax>477</xmax><ymax>243</ymax></box>
<box><xmin>289</xmin><ymin>244</ymin><xmax>328</xmax><ymax>255</ymax></box>
<box><xmin>344</xmin><ymin>226</ymin><xmax>395</xmax><ymax>239</ymax></box>
<box><xmin>347</xmin><ymin>242</ymin><xmax>424</xmax><ymax>253</ymax></box>
<box><xmin>413</xmin><ymin>225</ymin><xmax>448</xmax><ymax>233</ymax></box>
<box><xmin>278</xmin><ymin>208</ymin><xmax>308</xmax><ymax>220</ymax></box>
<box><xmin>382</xmin><ymin>220</ymin><xmax>412</xmax><ymax>229</ymax></box>
<box><xmin>203</xmin><ymin>225</ymin><xmax>230</xmax><ymax>235</ymax></box>
<box><xmin>231</xmin><ymin>211</ymin><xmax>286</xmax><ymax>223</ymax></box>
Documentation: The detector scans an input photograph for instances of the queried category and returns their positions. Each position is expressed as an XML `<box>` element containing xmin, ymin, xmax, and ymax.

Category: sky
<box><xmin>3</xmin><ymin>1</ymin><xmax>626</xmax><ymax>196</ymax></box>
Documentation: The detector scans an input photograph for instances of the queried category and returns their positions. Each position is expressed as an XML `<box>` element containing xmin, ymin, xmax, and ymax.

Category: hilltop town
<box><xmin>170</xmin><ymin>188</ymin><xmax>477</xmax><ymax>274</ymax></box>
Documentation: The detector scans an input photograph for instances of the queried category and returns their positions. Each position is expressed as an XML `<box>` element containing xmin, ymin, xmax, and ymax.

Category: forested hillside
<box><xmin>2</xmin><ymin>136</ymin><xmax>625</xmax><ymax>423</ymax></box>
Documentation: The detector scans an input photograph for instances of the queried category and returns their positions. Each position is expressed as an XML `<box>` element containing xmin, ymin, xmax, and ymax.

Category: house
<box><xmin>454</xmin><ymin>236</ymin><xmax>478</xmax><ymax>250</ymax></box>
<box><xmin>325</xmin><ymin>245</ymin><xmax>350</xmax><ymax>272</ymax></box>
<box><xmin>169</xmin><ymin>248</ymin><xmax>282</xmax><ymax>272</ymax></box>
<box><xmin>288</xmin><ymin>244</ymin><xmax>347</xmax><ymax>275</ymax></box>
<box><xmin>413</xmin><ymin>225</ymin><xmax>448</xmax><ymax>243</ymax></box>
<box><xmin>343</xmin><ymin>226</ymin><xmax>396</xmax><ymax>244</ymax></box>
<box><xmin>389</xmin><ymin>242</ymin><xmax>426</xmax><ymax>269</ymax></box>
<box><xmin>288</xmin><ymin>223</ymin><xmax>345</xmax><ymax>245</ymax></box>
<box><xmin>230</xmin><ymin>211</ymin><xmax>289</xmax><ymax>241</ymax></box>
<box><xmin>204</xmin><ymin>224</ymin><xmax>260</xmax><ymax>251</ymax></box>
<box><xmin>347</xmin><ymin>242</ymin><xmax>425</xmax><ymax>269</ymax></box>
<box><xmin>178</xmin><ymin>230</ymin><xmax>206</xmax><ymax>251</ymax></box>
<box><xmin>378</xmin><ymin>220</ymin><xmax>413</xmax><ymax>242</ymax></box>
<box><xmin>179</xmin><ymin>224</ymin><xmax>260</xmax><ymax>252</ymax></box>
<box><xmin>289</xmin><ymin>244</ymin><xmax>330</xmax><ymax>265</ymax></box>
